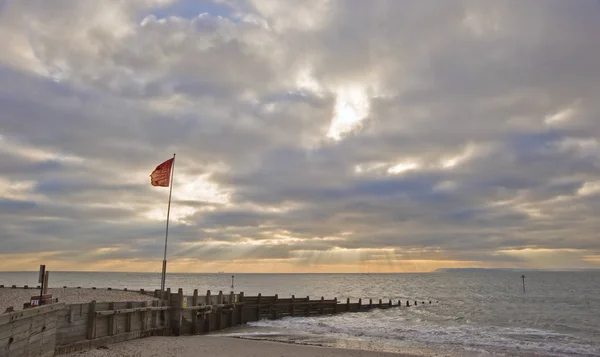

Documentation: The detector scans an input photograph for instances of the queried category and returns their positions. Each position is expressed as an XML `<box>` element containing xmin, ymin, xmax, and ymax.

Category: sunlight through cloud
<box><xmin>327</xmin><ymin>85</ymin><xmax>370</xmax><ymax>140</ymax></box>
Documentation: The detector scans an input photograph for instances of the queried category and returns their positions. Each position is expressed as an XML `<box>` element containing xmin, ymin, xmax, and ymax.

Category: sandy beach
<box><xmin>64</xmin><ymin>336</ymin><xmax>419</xmax><ymax>357</ymax></box>
<box><xmin>0</xmin><ymin>287</ymin><xmax>157</xmax><ymax>312</ymax></box>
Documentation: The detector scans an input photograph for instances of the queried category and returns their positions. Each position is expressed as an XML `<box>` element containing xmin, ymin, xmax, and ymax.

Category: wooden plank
<box><xmin>94</xmin><ymin>306</ymin><xmax>170</xmax><ymax>315</ymax></box>
<box><xmin>0</xmin><ymin>303</ymin><xmax>64</xmax><ymax>325</ymax></box>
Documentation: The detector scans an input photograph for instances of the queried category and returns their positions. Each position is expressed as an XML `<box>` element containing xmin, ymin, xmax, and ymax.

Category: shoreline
<box><xmin>64</xmin><ymin>335</ymin><xmax>424</xmax><ymax>357</ymax></box>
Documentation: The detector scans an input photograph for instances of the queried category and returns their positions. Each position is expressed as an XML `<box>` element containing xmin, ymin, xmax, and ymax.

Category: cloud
<box><xmin>1</xmin><ymin>0</ymin><xmax>600</xmax><ymax>272</ymax></box>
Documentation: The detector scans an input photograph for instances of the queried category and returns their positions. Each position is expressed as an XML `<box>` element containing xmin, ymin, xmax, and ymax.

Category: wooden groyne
<box><xmin>1</xmin><ymin>287</ymin><xmax>436</xmax><ymax>356</ymax></box>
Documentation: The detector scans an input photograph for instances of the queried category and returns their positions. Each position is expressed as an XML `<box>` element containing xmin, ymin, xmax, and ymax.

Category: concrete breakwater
<box><xmin>1</xmin><ymin>287</ymin><xmax>436</xmax><ymax>357</ymax></box>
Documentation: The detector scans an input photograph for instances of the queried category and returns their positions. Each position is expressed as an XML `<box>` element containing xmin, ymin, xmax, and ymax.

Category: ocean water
<box><xmin>1</xmin><ymin>271</ymin><xmax>599</xmax><ymax>357</ymax></box>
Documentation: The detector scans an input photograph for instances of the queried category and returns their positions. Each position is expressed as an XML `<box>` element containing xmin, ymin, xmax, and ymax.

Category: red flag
<box><xmin>150</xmin><ymin>158</ymin><xmax>174</xmax><ymax>187</ymax></box>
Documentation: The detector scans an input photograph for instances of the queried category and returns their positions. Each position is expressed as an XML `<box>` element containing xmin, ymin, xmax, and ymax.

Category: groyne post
<box><xmin>333</xmin><ymin>297</ymin><xmax>337</xmax><ymax>314</ymax></box>
<box><xmin>320</xmin><ymin>296</ymin><xmax>324</xmax><ymax>315</ymax></box>
<box><xmin>126</xmin><ymin>302</ymin><xmax>133</xmax><ymax>332</ymax></box>
<box><xmin>291</xmin><ymin>295</ymin><xmax>295</xmax><ymax>317</ymax></box>
<box><xmin>238</xmin><ymin>292</ymin><xmax>244</xmax><ymax>323</ymax></box>
<box><xmin>170</xmin><ymin>288</ymin><xmax>184</xmax><ymax>335</ymax></box>
<box><xmin>273</xmin><ymin>294</ymin><xmax>279</xmax><ymax>319</ymax></box>
<box><xmin>358</xmin><ymin>298</ymin><xmax>362</xmax><ymax>310</ymax></box>
<box><xmin>305</xmin><ymin>296</ymin><xmax>309</xmax><ymax>316</ymax></box>
<box><xmin>192</xmin><ymin>289</ymin><xmax>199</xmax><ymax>333</ymax></box>
<box><xmin>86</xmin><ymin>300</ymin><xmax>96</xmax><ymax>339</ymax></box>
<box><xmin>369</xmin><ymin>298</ymin><xmax>373</xmax><ymax>309</ymax></box>
<box><xmin>257</xmin><ymin>293</ymin><xmax>262</xmax><ymax>319</ymax></box>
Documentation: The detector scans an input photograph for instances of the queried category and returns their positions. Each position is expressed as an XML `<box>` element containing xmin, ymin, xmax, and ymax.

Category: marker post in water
<box><xmin>521</xmin><ymin>274</ymin><xmax>526</xmax><ymax>293</ymax></box>
<box><xmin>231</xmin><ymin>275</ymin><xmax>234</xmax><ymax>289</ymax></box>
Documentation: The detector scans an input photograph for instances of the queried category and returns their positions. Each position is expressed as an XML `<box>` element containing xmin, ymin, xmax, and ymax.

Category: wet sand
<box><xmin>64</xmin><ymin>336</ymin><xmax>420</xmax><ymax>357</ymax></box>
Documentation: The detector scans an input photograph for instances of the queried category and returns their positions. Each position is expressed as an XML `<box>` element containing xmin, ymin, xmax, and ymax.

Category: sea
<box><xmin>1</xmin><ymin>271</ymin><xmax>599</xmax><ymax>357</ymax></box>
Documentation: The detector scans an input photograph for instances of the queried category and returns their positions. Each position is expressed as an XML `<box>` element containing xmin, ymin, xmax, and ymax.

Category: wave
<box><xmin>242</xmin><ymin>308</ymin><xmax>600</xmax><ymax>357</ymax></box>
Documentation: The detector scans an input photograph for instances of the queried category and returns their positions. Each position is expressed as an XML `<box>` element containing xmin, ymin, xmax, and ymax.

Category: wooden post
<box><xmin>142</xmin><ymin>301</ymin><xmax>149</xmax><ymax>331</ymax></box>
<box><xmin>216</xmin><ymin>307</ymin><xmax>222</xmax><ymax>330</ymax></box>
<box><xmin>379</xmin><ymin>299</ymin><xmax>382</xmax><ymax>308</ymax></box>
<box><xmin>358</xmin><ymin>298</ymin><xmax>362</xmax><ymax>310</ymax></box>
<box><xmin>346</xmin><ymin>297</ymin><xmax>350</xmax><ymax>311</ymax></box>
<box><xmin>369</xmin><ymin>298</ymin><xmax>373</xmax><ymax>308</ymax></box>
<box><xmin>257</xmin><ymin>293</ymin><xmax>261</xmax><ymax>319</ymax></box>
<box><xmin>192</xmin><ymin>289</ymin><xmax>199</xmax><ymax>334</ymax></box>
<box><xmin>273</xmin><ymin>294</ymin><xmax>279</xmax><ymax>319</ymax></box>
<box><xmin>206</xmin><ymin>290</ymin><xmax>211</xmax><ymax>305</ymax></box>
<box><xmin>406</xmin><ymin>300</ymin><xmax>410</xmax><ymax>307</ymax></box>
<box><xmin>162</xmin><ymin>300</ymin><xmax>169</xmax><ymax>328</ymax></box>
<box><xmin>43</xmin><ymin>271</ymin><xmax>49</xmax><ymax>295</ymax></box>
<box><xmin>291</xmin><ymin>295</ymin><xmax>295</xmax><ymax>317</ymax></box>
<box><xmin>86</xmin><ymin>300</ymin><xmax>96</xmax><ymax>340</ymax></box>
<box><xmin>414</xmin><ymin>300</ymin><xmax>417</xmax><ymax>306</ymax></box>
<box><xmin>218</xmin><ymin>291</ymin><xmax>223</xmax><ymax>304</ymax></box>
<box><xmin>238</xmin><ymin>292</ymin><xmax>244</xmax><ymax>324</ymax></box>
<box><xmin>320</xmin><ymin>296</ymin><xmax>324</xmax><ymax>315</ymax></box>
<box><xmin>333</xmin><ymin>297</ymin><xmax>338</xmax><ymax>314</ymax></box>
<box><xmin>126</xmin><ymin>302</ymin><xmax>133</xmax><ymax>332</ymax></box>
<box><xmin>306</xmin><ymin>296</ymin><xmax>310</xmax><ymax>316</ymax></box>
<box><xmin>176</xmin><ymin>288</ymin><xmax>184</xmax><ymax>334</ymax></box>
<box><xmin>192</xmin><ymin>289</ymin><xmax>199</xmax><ymax>306</ymax></box>
<box><xmin>108</xmin><ymin>302</ymin><xmax>117</xmax><ymax>335</ymax></box>
<box><xmin>230</xmin><ymin>291</ymin><xmax>235</xmax><ymax>305</ymax></box>
<box><xmin>154</xmin><ymin>300</ymin><xmax>160</xmax><ymax>328</ymax></box>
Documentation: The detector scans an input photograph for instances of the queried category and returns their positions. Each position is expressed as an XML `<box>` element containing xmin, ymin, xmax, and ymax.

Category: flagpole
<box><xmin>160</xmin><ymin>153</ymin><xmax>176</xmax><ymax>294</ymax></box>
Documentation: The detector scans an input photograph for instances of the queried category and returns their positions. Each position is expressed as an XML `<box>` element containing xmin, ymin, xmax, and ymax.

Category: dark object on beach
<box><xmin>4</xmin><ymin>306</ymin><xmax>14</xmax><ymax>313</ymax></box>
<box><xmin>406</xmin><ymin>300</ymin><xmax>410</xmax><ymax>307</ymax></box>
<box><xmin>97</xmin><ymin>345</ymin><xmax>108</xmax><ymax>350</ymax></box>
<box><xmin>429</xmin><ymin>301</ymin><xmax>432</xmax><ymax>304</ymax></box>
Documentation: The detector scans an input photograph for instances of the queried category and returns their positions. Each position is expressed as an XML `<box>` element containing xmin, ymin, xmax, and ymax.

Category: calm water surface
<box><xmin>1</xmin><ymin>271</ymin><xmax>599</xmax><ymax>357</ymax></box>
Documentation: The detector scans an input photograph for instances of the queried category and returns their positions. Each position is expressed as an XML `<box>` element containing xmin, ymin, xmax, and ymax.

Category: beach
<box><xmin>63</xmin><ymin>336</ymin><xmax>419</xmax><ymax>357</ymax></box>
<box><xmin>1</xmin><ymin>271</ymin><xmax>599</xmax><ymax>357</ymax></box>
<box><xmin>0</xmin><ymin>287</ymin><xmax>156</xmax><ymax>312</ymax></box>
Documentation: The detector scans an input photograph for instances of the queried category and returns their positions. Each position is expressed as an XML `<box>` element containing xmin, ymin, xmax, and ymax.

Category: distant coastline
<box><xmin>435</xmin><ymin>267</ymin><xmax>600</xmax><ymax>272</ymax></box>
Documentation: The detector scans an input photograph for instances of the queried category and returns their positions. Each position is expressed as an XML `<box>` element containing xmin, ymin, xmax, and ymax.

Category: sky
<box><xmin>1</xmin><ymin>0</ymin><xmax>599</xmax><ymax>273</ymax></box>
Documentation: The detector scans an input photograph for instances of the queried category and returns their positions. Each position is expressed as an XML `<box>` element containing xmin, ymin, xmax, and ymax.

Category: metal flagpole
<box><xmin>160</xmin><ymin>153</ymin><xmax>176</xmax><ymax>294</ymax></box>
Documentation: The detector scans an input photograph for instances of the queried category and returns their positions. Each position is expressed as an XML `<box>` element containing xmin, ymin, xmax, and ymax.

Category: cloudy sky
<box><xmin>1</xmin><ymin>0</ymin><xmax>599</xmax><ymax>273</ymax></box>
